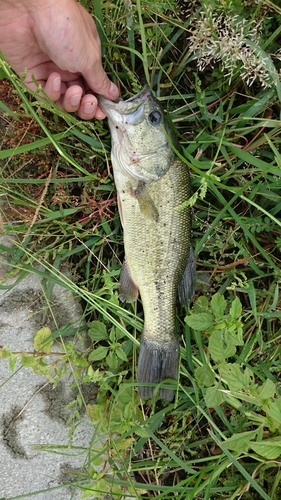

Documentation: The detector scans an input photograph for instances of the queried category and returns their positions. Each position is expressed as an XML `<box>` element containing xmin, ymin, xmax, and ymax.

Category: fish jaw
<box><xmin>98</xmin><ymin>86</ymin><xmax>152</xmax><ymax>116</ymax></box>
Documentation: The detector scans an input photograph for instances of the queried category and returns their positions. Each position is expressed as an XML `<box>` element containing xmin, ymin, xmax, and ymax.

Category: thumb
<box><xmin>84</xmin><ymin>65</ymin><xmax>119</xmax><ymax>101</ymax></box>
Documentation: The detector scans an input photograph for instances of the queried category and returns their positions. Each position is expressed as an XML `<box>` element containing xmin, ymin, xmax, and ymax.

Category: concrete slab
<box><xmin>0</xmin><ymin>243</ymin><xmax>99</xmax><ymax>500</ymax></box>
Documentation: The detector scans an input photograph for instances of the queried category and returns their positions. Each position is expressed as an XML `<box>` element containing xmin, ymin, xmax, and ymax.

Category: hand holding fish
<box><xmin>0</xmin><ymin>0</ymin><xmax>119</xmax><ymax>119</ymax></box>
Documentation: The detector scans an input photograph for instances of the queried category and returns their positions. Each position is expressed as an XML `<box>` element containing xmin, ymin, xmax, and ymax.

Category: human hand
<box><xmin>0</xmin><ymin>0</ymin><xmax>119</xmax><ymax>119</ymax></box>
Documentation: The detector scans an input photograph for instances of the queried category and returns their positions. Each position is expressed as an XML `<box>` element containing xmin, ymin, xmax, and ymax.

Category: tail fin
<box><xmin>137</xmin><ymin>337</ymin><xmax>179</xmax><ymax>401</ymax></box>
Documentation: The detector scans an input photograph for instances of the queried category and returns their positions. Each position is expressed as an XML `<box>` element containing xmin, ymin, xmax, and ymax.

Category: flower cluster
<box><xmin>188</xmin><ymin>12</ymin><xmax>275</xmax><ymax>88</ymax></box>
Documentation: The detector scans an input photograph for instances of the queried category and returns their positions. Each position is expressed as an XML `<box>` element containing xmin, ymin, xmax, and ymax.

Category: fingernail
<box><xmin>83</xmin><ymin>101</ymin><xmax>95</xmax><ymax>114</ymax></box>
<box><xmin>109</xmin><ymin>81</ymin><xmax>119</xmax><ymax>99</ymax></box>
<box><xmin>52</xmin><ymin>77</ymin><xmax>61</xmax><ymax>92</ymax></box>
<box><xmin>70</xmin><ymin>94</ymin><xmax>82</xmax><ymax>107</ymax></box>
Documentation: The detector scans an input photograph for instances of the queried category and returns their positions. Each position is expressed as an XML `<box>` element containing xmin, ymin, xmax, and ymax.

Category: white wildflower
<box><xmin>188</xmin><ymin>11</ymin><xmax>275</xmax><ymax>88</ymax></box>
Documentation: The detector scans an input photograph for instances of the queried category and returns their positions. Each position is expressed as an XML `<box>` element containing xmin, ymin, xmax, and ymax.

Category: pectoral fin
<box><xmin>178</xmin><ymin>246</ymin><xmax>196</xmax><ymax>305</ymax></box>
<box><xmin>119</xmin><ymin>259</ymin><xmax>139</xmax><ymax>303</ymax></box>
<box><xmin>130</xmin><ymin>183</ymin><xmax>159</xmax><ymax>222</ymax></box>
<box><xmin>138</xmin><ymin>190</ymin><xmax>159</xmax><ymax>221</ymax></box>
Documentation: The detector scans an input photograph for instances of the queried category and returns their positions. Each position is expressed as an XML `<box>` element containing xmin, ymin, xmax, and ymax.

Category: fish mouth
<box><xmin>98</xmin><ymin>85</ymin><xmax>152</xmax><ymax>116</ymax></box>
<box><xmin>121</xmin><ymin>85</ymin><xmax>151</xmax><ymax>105</ymax></box>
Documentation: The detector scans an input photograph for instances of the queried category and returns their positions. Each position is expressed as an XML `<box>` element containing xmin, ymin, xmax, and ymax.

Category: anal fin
<box><xmin>178</xmin><ymin>246</ymin><xmax>196</xmax><ymax>305</ymax></box>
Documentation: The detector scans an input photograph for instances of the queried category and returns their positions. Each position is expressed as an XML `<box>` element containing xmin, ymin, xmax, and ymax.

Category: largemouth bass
<box><xmin>98</xmin><ymin>87</ymin><xmax>195</xmax><ymax>401</ymax></box>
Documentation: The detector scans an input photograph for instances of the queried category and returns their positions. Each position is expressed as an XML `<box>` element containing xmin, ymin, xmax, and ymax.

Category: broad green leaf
<box><xmin>210</xmin><ymin>293</ymin><xmax>226</xmax><ymax>319</ymax></box>
<box><xmin>80</xmin><ymin>478</ymin><xmax>108</xmax><ymax>499</ymax></box>
<box><xmin>21</xmin><ymin>353</ymin><xmax>38</xmax><ymax>367</ymax></box>
<box><xmin>114</xmin><ymin>437</ymin><xmax>134</xmax><ymax>451</ymax></box>
<box><xmin>0</xmin><ymin>347</ymin><xmax>12</xmax><ymax>359</ymax></box>
<box><xmin>88</xmin><ymin>345</ymin><xmax>108</xmax><ymax>361</ymax></box>
<box><xmin>193</xmin><ymin>295</ymin><xmax>209</xmax><ymax>313</ymax></box>
<box><xmin>195</xmin><ymin>364</ymin><xmax>215</xmax><ymax>387</ymax></box>
<box><xmin>230</xmin><ymin>297</ymin><xmax>242</xmax><ymax>320</ymax></box>
<box><xmin>86</xmin><ymin>366</ymin><xmax>103</xmax><ymax>382</ymax></box>
<box><xmin>106</xmin><ymin>350</ymin><xmax>118</xmax><ymax>370</ymax></box>
<box><xmin>88</xmin><ymin>321</ymin><xmax>108</xmax><ymax>341</ymax></box>
<box><xmin>134</xmin><ymin>424</ymin><xmax>150</xmax><ymax>438</ymax></box>
<box><xmin>250</xmin><ymin>439</ymin><xmax>281</xmax><ymax>460</ymax></box>
<box><xmin>268</xmin><ymin>398</ymin><xmax>281</xmax><ymax>425</ymax></box>
<box><xmin>256</xmin><ymin>379</ymin><xmax>276</xmax><ymax>401</ymax></box>
<box><xmin>219</xmin><ymin>363</ymin><xmax>253</xmax><ymax>392</ymax></box>
<box><xmin>118</xmin><ymin>383</ymin><xmax>135</xmax><ymax>403</ymax></box>
<box><xmin>223</xmin><ymin>429</ymin><xmax>259</xmax><ymax>453</ymax></box>
<box><xmin>228</xmin><ymin>321</ymin><xmax>244</xmax><ymax>346</ymax></box>
<box><xmin>87</xmin><ymin>402</ymin><xmax>104</xmax><ymax>421</ymax></box>
<box><xmin>205</xmin><ymin>383</ymin><xmax>226</xmax><ymax>407</ymax></box>
<box><xmin>90</xmin><ymin>455</ymin><xmax>104</xmax><ymax>467</ymax></box>
<box><xmin>109</xmin><ymin>326</ymin><xmax>116</xmax><ymax>342</ymax></box>
<box><xmin>34</xmin><ymin>327</ymin><xmax>53</xmax><ymax>354</ymax></box>
<box><xmin>185</xmin><ymin>312</ymin><xmax>213</xmax><ymax>331</ymax></box>
<box><xmin>115</xmin><ymin>347</ymin><xmax>128</xmax><ymax>362</ymax></box>
<box><xmin>115</xmin><ymin>325</ymin><xmax>126</xmax><ymax>340</ymax></box>
<box><xmin>231</xmin><ymin>391</ymin><xmax>263</xmax><ymax>407</ymax></box>
<box><xmin>9</xmin><ymin>356</ymin><xmax>18</xmax><ymax>371</ymax></box>
<box><xmin>208</xmin><ymin>330</ymin><xmax>236</xmax><ymax>363</ymax></box>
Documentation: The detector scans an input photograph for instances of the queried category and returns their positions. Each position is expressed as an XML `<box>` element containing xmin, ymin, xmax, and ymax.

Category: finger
<box><xmin>61</xmin><ymin>85</ymin><xmax>85</xmax><ymax>113</ymax></box>
<box><xmin>25</xmin><ymin>72</ymin><xmax>67</xmax><ymax>100</ymax></box>
<box><xmin>83</xmin><ymin>67</ymin><xmax>119</xmax><ymax>101</ymax></box>
<box><xmin>76</xmin><ymin>94</ymin><xmax>99</xmax><ymax>120</ymax></box>
<box><xmin>43</xmin><ymin>73</ymin><xmax>64</xmax><ymax>101</ymax></box>
<box><xmin>24</xmin><ymin>63</ymin><xmax>81</xmax><ymax>85</ymax></box>
<box><xmin>94</xmin><ymin>105</ymin><xmax>106</xmax><ymax>120</ymax></box>
<box><xmin>72</xmin><ymin>3</ymin><xmax>119</xmax><ymax>101</ymax></box>
<box><xmin>66</xmin><ymin>79</ymin><xmax>86</xmax><ymax>92</ymax></box>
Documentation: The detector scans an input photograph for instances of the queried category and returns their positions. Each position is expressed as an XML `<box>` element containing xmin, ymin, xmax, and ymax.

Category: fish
<box><xmin>98</xmin><ymin>86</ymin><xmax>196</xmax><ymax>401</ymax></box>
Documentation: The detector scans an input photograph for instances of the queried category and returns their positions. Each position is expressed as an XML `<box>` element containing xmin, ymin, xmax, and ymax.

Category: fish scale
<box><xmin>98</xmin><ymin>87</ymin><xmax>196</xmax><ymax>401</ymax></box>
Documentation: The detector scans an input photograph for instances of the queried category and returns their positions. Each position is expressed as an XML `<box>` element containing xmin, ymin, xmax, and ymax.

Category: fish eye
<box><xmin>148</xmin><ymin>110</ymin><xmax>162</xmax><ymax>126</ymax></box>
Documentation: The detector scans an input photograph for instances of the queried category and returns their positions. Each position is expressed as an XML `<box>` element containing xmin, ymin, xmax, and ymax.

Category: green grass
<box><xmin>1</xmin><ymin>0</ymin><xmax>281</xmax><ymax>498</ymax></box>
